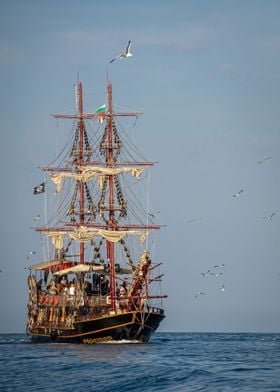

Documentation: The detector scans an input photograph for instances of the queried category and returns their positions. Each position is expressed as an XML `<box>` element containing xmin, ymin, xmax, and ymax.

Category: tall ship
<box><xmin>27</xmin><ymin>77</ymin><xmax>166</xmax><ymax>343</ymax></box>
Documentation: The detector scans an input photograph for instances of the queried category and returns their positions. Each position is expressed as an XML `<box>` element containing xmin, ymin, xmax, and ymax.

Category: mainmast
<box><xmin>107</xmin><ymin>81</ymin><xmax>116</xmax><ymax>310</ymax></box>
<box><xmin>77</xmin><ymin>81</ymin><xmax>85</xmax><ymax>264</ymax></box>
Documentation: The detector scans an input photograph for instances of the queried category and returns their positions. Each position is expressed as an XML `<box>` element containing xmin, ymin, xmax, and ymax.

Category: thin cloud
<box><xmin>217</xmin><ymin>62</ymin><xmax>237</xmax><ymax>74</ymax></box>
<box><xmin>137</xmin><ymin>24</ymin><xmax>215</xmax><ymax>53</ymax></box>
<box><xmin>57</xmin><ymin>23</ymin><xmax>214</xmax><ymax>55</ymax></box>
<box><xmin>0</xmin><ymin>41</ymin><xmax>25</xmax><ymax>63</ymax></box>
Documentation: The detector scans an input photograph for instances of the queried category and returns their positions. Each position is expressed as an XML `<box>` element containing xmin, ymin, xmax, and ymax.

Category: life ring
<box><xmin>45</xmin><ymin>295</ymin><xmax>49</xmax><ymax>303</ymax></box>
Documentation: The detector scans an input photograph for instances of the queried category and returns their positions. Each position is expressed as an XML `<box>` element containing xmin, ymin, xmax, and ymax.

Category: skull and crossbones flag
<box><xmin>33</xmin><ymin>182</ymin><xmax>45</xmax><ymax>195</ymax></box>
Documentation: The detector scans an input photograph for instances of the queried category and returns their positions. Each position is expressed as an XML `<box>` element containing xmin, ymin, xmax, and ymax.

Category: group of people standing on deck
<box><xmin>37</xmin><ymin>272</ymin><xmax>129</xmax><ymax>300</ymax></box>
<box><xmin>46</xmin><ymin>276</ymin><xmax>75</xmax><ymax>296</ymax></box>
<box><xmin>90</xmin><ymin>273</ymin><xmax>128</xmax><ymax>299</ymax></box>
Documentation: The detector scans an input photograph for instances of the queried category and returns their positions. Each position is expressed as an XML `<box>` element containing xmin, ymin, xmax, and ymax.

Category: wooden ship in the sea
<box><xmin>27</xmin><ymin>77</ymin><xmax>166</xmax><ymax>343</ymax></box>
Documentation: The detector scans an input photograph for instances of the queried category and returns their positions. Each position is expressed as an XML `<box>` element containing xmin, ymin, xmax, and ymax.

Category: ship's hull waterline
<box><xmin>28</xmin><ymin>310</ymin><xmax>165</xmax><ymax>344</ymax></box>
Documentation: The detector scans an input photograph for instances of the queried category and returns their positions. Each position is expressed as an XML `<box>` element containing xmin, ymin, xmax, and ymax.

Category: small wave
<box><xmin>231</xmin><ymin>367</ymin><xmax>255</xmax><ymax>372</ymax></box>
<box><xmin>187</xmin><ymin>368</ymin><xmax>214</xmax><ymax>380</ymax></box>
<box><xmin>0</xmin><ymin>339</ymin><xmax>29</xmax><ymax>345</ymax></box>
<box><xmin>104</xmin><ymin>339</ymin><xmax>141</xmax><ymax>344</ymax></box>
<box><xmin>155</xmin><ymin>337</ymin><xmax>172</xmax><ymax>343</ymax></box>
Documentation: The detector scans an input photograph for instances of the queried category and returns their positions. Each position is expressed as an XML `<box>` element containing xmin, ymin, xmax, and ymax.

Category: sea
<box><xmin>0</xmin><ymin>332</ymin><xmax>279</xmax><ymax>392</ymax></box>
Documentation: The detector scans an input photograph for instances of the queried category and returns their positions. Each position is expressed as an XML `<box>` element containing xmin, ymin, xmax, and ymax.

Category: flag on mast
<box><xmin>95</xmin><ymin>104</ymin><xmax>106</xmax><ymax>123</ymax></box>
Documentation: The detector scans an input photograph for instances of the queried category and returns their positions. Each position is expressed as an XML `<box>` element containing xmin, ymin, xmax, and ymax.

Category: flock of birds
<box><xmin>187</xmin><ymin>155</ymin><xmax>276</xmax><ymax>224</ymax></box>
<box><xmin>190</xmin><ymin>155</ymin><xmax>276</xmax><ymax>300</ymax></box>
<box><xmin>231</xmin><ymin>157</ymin><xmax>275</xmax><ymax>218</ymax></box>
<box><xmin>195</xmin><ymin>264</ymin><xmax>226</xmax><ymax>299</ymax></box>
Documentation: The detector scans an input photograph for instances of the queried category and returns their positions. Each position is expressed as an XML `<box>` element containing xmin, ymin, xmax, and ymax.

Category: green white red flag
<box><xmin>95</xmin><ymin>104</ymin><xmax>106</xmax><ymax>123</ymax></box>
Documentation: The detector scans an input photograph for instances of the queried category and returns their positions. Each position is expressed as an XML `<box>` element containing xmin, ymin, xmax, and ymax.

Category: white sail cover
<box><xmin>68</xmin><ymin>227</ymin><xmax>149</xmax><ymax>244</ymax></box>
<box><xmin>30</xmin><ymin>260</ymin><xmax>65</xmax><ymax>270</ymax></box>
<box><xmin>44</xmin><ymin>231</ymin><xmax>66</xmax><ymax>249</ymax></box>
<box><xmin>50</xmin><ymin>166</ymin><xmax>145</xmax><ymax>193</ymax></box>
<box><xmin>42</xmin><ymin>227</ymin><xmax>149</xmax><ymax>247</ymax></box>
<box><xmin>53</xmin><ymin>264</ymin><xmax>104</xmax><ymax>276</ymax></box>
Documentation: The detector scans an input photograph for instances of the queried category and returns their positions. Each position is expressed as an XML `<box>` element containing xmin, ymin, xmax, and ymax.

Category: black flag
<box><xmin>34</xmin><ymin>182</ymin><xmax>45</xmax><ymax>195</ymax></box>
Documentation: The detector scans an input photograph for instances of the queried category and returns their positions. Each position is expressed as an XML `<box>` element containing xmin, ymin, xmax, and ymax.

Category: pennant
<box><xmin>34</xmin><ymin>182</ymin><xmax>45</xmax><ymax>195</ymax></box>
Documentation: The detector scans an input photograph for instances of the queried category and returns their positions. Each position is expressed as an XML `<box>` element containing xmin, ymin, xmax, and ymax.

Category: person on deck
<box><xmin>60</xmin><ymin>275</ymin><xmax>68</xmax><ymax>287</ymax></box>
<box><xmin>100</xmin><ymin>275</ymin><xmax>109</xmax><ymax>296</ymax></box>
<box><xmin>48</xmin><ymin>280</ymin><xmax>58</xmax><ymax>295</ymax></box>
<box><xmin>68</xmin><ymin>282</ymin><xmax>75</xmax><ymax>296</ymax></box>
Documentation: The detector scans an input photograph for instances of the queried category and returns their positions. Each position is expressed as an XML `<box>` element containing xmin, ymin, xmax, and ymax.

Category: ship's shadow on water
<box><xmin>0</xmin><ymin>333</ymin><xmax>280</xmax><ymax>392</ymax></box>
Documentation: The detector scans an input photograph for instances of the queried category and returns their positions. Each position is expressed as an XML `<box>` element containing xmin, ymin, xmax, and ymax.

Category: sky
<box><xmin>0</xmin><ymin>0</ymin><xmax>280</xmax><ymax>333</ymax></box>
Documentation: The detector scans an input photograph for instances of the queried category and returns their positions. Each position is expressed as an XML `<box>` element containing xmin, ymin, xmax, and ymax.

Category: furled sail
<box><xmin>44</xmin><ymin>231</ymin><xmax>66</xmax><ymax>249</ymax></box>
<box><xmin>50</xmin><ymin>166</ymin><xmax>145</xmax><ymax>193</ymax></box>
<box><xmin>53</xmin><ymin>264</ymin><xmax>104</xmax><ymax>276</ymax></box>
<box><xmin>42</xmin><ymin>227</ymin><xmax>149</xmax><ymax>246</ymax></box>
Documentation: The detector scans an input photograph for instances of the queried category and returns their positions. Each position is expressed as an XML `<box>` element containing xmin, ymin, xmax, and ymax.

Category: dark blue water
<box><xmin>0</xmin><ymin>333</ymin><xmax>279</xmax><ymax>391</ymax></box>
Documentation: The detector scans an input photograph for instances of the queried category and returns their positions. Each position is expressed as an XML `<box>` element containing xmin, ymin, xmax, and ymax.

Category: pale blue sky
<box><xmin>1</xmin><ymin>0</ymin><xmax>280</xmax><ymax>333</ymax></box>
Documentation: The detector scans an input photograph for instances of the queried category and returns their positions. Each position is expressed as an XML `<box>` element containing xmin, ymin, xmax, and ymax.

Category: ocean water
<box><xmin>0</xmin><ymin>333</ymin><xmax>279</xmax><ymax>392</ymax></box>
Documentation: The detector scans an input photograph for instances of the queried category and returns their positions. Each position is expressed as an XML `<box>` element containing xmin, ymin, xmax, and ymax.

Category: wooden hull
<box><xmin>28</xmin><ymin>309</ymin><xmax>165</xmax><ymax>344</ymax></box>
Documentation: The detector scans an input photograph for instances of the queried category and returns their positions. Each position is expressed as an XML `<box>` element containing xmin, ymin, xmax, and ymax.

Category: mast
<box><xmin>107</xmin><ymin>81</ymin><xmax>116</xmax><ymax>310</ymax></box>
<box><xmin>77</xmin><ymin>81</ymin><xmax>85</xmax><ymax>264</ymax></box>
<box><xmin>42</xmin><ymin>81</ymin><xmax>90</xmax><ymax>265</ymax></box>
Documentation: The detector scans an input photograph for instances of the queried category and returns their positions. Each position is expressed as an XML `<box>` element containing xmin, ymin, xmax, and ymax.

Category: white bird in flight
<box><xmin>186</xmin><ymin>218</ymin><xmax>202</xmax><ymax>223</ymax></box>
<box><xmin>262</xmin><ymin>212</ymin><xmax>276</xmax><ymax>221</ymax></box>
<box><xmin>110</xmin><ymin>41</ymin><xmax>133</xmax><ymax>63</ymax></box>
<box><xmin>213</xmin><ymin>264</ymin><xmax>225</xmax><ymax>268</ymax></box>
<box><xmin>33</xmin><ymin>214</ymin><xmax>40</xmax><ymax>221</ymax></box>
<box><xmin>219</xmin><ymin>285</ymin><xmax>225</xmax><ymax>292</ymax></box>
<box><xmin>210</xmin><ymin>272</ymin><xmax>223</xmax><ymax>277</ymax></box>
<box><xmin>257</xmin><ymin>156</ymin><xmax>271</xmax><ymax>164</ymax></box>
<box><xmin>195</xmin><ymin>291</ymin><xmax>206</xmax><ymax>298</ymax></box>
<box><xmin>232</xmin><ymin>189</ymin><xmax>244</xmax><ymax>197</ymax></box>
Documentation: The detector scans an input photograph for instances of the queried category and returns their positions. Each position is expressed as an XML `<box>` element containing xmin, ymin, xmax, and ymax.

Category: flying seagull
<box><xmin>33</xmin><ymin>214</ymin><xmax>40</xmax><ymax>221</ymax></box>
<box><xmin>232</xmin><ymin>189</ymin><xmax>244</xmax><ymax>197</ymax></box>
<box><xmin>27</xmin><ymin>251</ymin><xmax>36</xmax><ymax>260</ymax></box>
<box><xmin>110</xmin><ymin>41</ymin><xmax>133</xmax><ymax>63</ymax></box>
<box><xmin>195</xmin><ymin>291</ymin><xmax>206</xmax><ymax>298</ymax></box>
<box><xmin>257</xmin><ymin>156</ymin><xmax>271</xmax><ymax>165</ymax></box>
<box><xmin>213</xmin><ymin>264</ymin><xmax>225</xmax><ymax>268</ymax></box>
<box><xmin>210</xmin><ymin>272</ymin><xmax>223</xmax><ymax>277</ymax></box>
<box><xmin>219</xmin><ymin>285</ymin><xmax>225</xmax><ymax>292</ymax></box>
<box><xmin>186</xmin><ymin>218</ymin><xmax>202</xmax><ymax>223</ymax></box>
<box><xmin>262</xmin><ymin>212</ymin><xmax>276</xmax><ymax>221</ymax></box>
